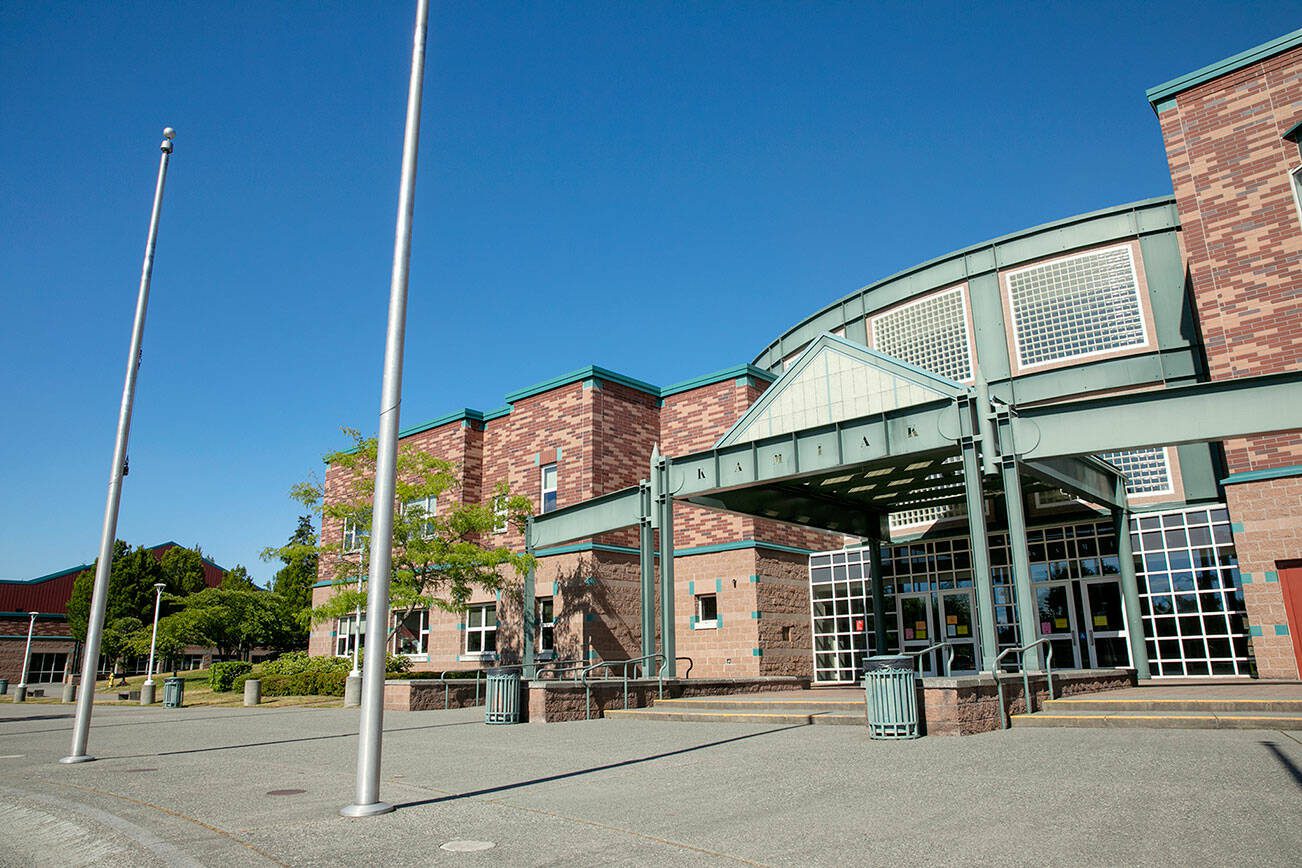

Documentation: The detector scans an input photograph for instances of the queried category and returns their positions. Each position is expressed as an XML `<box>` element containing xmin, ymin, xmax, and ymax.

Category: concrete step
<box><xmin>1012</xmin><ymin>709</ymin><xmax>1302</xmax><ymax>730</ymax></box>
<box><xmin>604</xmin><ymin>708</ymin><xmax>864</xmax><ymax>726</ymax></box>
<box><xmin>652</xmin><ymin>696</ymin><xmax>865</xmax><ymax>714</ymax></box>
<box><xmin>1044</xmin><ymin>696</ymin><xmax>1302</xmax><ymax>714</ymax></box>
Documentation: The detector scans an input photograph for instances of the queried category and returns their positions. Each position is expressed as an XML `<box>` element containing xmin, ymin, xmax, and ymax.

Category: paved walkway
<box><xmin>0</xmin><ymin>701</ymin><xmax>1299</xmax><ymax>866</ymax></box>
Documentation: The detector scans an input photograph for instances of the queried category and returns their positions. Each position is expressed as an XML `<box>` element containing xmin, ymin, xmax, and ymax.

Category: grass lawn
<box><xmin>19</xmin><ymin>666</ymin><xmax>345</xmax><ymax>709</ymax></box>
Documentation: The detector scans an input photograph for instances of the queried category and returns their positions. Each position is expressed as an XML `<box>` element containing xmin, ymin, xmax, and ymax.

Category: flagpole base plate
<box><xmin>60</xmin><ymin>755</ymin><xmax>96</xmax><ymax>764</ymax></box>
<box><xmin>340</xmin><ymin>801</ymin><xmax>394</xmax><ymax>817</ymax></box>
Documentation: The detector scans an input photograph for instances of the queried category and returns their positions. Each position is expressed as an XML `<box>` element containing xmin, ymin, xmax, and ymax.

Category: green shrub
<box><xmin>209</xmin><ymin>661</ymin><xmax>253</xmax><ymax>692</ymax></box>
<box><xmin>260</xmin><ymin>670</ymin><xmax>350</xmax><ymax>697</ymax></box>
<box><xmin>261</xmin><ymin>651</ymin><xmax>350</xmax><ymax>677</ymax></box>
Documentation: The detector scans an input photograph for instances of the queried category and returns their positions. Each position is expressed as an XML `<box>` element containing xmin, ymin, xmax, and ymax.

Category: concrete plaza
<box><xmin>0</xmin><ymin>701</ymin><xmax>1299</xmax><ymax>866</ymax></box>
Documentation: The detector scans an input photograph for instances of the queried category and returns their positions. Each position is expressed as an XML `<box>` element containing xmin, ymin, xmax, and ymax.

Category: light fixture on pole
<box><xmin>141</xmin><ymin>582</ymin><xmax>167</xmax><ymax>705</ymax></box>
<box><xmin>341</xmin><ymin>0</ymin><xmax>430</xmax><ymax>818</ymax></box>
<box><xmin>14</xmin><ymin>612</ymin><xmax>39</xmax><ymax>703</ymax></box>
<box><xmin>62</xmin><ymin>127</ymin><xmax>176</xmax><ymax>764</ymax></box>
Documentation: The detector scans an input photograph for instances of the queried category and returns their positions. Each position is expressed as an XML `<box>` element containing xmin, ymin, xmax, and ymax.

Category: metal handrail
<box><xmin>905</xmin><ymin>641</ymin><xmax>957</xmax><ymax>677</ymax></box>
<box><xmin>423</xmin><ymin>660</ymin><xmax>580</xmax><ymax>709</ymax></box>
<box><xmin>993</xmin><ymin>639</ymin><xmax>1056</xmax><ymax>729</ymax></box>
<box><xmin>580</xmin><ymin>653</ymin><xmax>668</xmax><ymax>720</ymax></box>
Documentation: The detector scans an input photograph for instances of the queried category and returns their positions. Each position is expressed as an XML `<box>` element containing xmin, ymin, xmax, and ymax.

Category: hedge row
<box><xmin>257</xmin><ymin>670</ymin><xmax>351</xmax><ymax>697</ymax></box>
<box><xmin>209</xmin><ymin>661</ymin><xmax>253</xmax><ymax>692</ymax></box>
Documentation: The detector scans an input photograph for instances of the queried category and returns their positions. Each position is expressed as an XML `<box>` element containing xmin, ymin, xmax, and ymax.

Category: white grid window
<box><xmin>1100</xmin><ymin>447</ymin><xmax>1173</xmax><ymax>497</ymax></box>
<box><xmin>492</xmin><ymin>493</ymin><xmax>508</xmax><ymax>534</ymax></box>
<box><xmin>537</xmin><ymin>597</ymin><xmax>555</xmax><ymax>653</ymax></box>
<box><xmin>392</xmin><ymin>609</ymin><xmax>429</xmax><ymax>656</ymax></box>
<box><xmin>465</xmin><ymin>604</ymin><xmax>497</xmax><ymax>655</ymax></box>
<box><xmin>403</xmin><ymin>496</ymin><xmax>436</xmax><ymax>537</ymax></box>
<box><xmin>342</xmin><ymin>517</ymin><xmax>366</xmax><ymax>553</ymax></box>
<box><xmin>870</xmin><ymin>286</ymin><xmax>973</xmax><ymax>382</ymax></box>
<box><xmin>335</xmin><ymin>613</ymin><xmax>365</xmax><ymax>657</ymax></box>
<box><xmin>540</xmin><ymin>464</ymin><xmax>558</xmax><ymax>514</ymax></box>
<box><xmin>1006</xmin><ymin>245</ymin><xmax>1147</xmax><ymax>368</ymax></box>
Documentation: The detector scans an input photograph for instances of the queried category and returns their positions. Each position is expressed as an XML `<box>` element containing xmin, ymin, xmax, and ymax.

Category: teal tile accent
<box><xmin>1241</xmin><ymin>573</ymin><xmax>1253</xmax><ymax>584</ymax></box>
<box><xmin>1265</xmin><ymin>571</ymin><xmax>1279</xmax><ymax>583</ymax></box>
<box><xmin>689</xmin><ymin>615</ymin><xmax>697</xmax><ymax>627</ymax></box>
<box><xmin>717</xmin><ymin>614</ymin><xmax>723</xmax><ymax>627</ymax></box>
<box><xmin>1250</xmin><ymin>625</ymin><xmax>1263</xmax><ymax>637</ymax></box>
<box><xmin>495</xmin><ymin>589</ymin><xmax>501</xmax><ymax>600</ymax></box>
<box><xmin>715</xmin><ymin>578</ymin><xmax>723</xmax><ymax>593</ymax></box>
<box><xmin>534</xmin><ymin>452</ymin><xmax>540</xmax><ymax>466</ymax></box>
<box><xmin>1275</xmin><ymin>624</ymin><xmax>1291</xmax><ymax>636</ymax></box>
<box><xmin>456</xmin><ymin>623</ymin><xmax>465</xmax><ymax>631</ymax></box>
<box><xmin>1230</xmin><ymin>522</ymin><xmax>1244</xmax><ymax>533</ymax></box>
<box><xmin>751</xmin><ymin>648</ymin><xmax>763</xmax><ymax>657</ymax></box>
<box><xmin>749</xmin><ymin>574</ymin><xmax>759</xmax><ymax>583</ymax></box>
<box><xmin>552</xmin><ymin>581</ymin><xmax>559</xmax><ymax>595</ymax></box>
<box><xmin>751</xmin><ymin>611</ymin><xmax>761</xmax><ymax>619</ymax></box>
<box><xmin>557</xmin><ymin>447</ymin><xmax>563</xmax><ymax>460</ymax></box>
<box><xmin>688</xmin><ymin>581</ymin><xmax>695</xmax><ymax>595</ymax></box>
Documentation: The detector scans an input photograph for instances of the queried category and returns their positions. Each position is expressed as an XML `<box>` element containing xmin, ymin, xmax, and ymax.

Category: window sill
<box><xmin>694</xmin><ymin>621</ymin><xmax>718</xmax><ymax>630</ymax></box>
<box><xmin>458</xmin><ymin>653</ymin><xmax>498</xmax><ymax>663</ymax></box>
<box><xmin>537</xmin><ymin>650</ymin><xmax>557</xmax><ymax>661</ymax></box>
<box><xmin>400</xmin><ymin>654</ymin><xmax>430</xmax><ymax>663</ymax></box>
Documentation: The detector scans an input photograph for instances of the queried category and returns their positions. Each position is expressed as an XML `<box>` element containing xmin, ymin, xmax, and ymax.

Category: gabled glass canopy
<box><xmin>716</xmin><ymin>334</ymin><xmax>967</xmax><ymax>448</ymax></box>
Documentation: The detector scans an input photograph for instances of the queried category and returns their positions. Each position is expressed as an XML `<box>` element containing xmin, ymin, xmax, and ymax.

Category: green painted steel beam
<box><xmin>530</xmin><ymin>484</ymin><xmax>643</xmax><ymax>549</ymax></box>
<box><xmin>1021</xmin><ymin>455</ymin><xmax>1124</xmax><ymax>509</ymax></box>
<box><xmin>1013</xmin><ymin>370</ymin><xmax>1302</xmax><ymax>458</ymax></box>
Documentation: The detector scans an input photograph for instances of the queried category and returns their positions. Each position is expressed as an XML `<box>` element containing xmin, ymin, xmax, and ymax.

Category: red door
<box><xmin>1280</xmin><ymin>561</ymin><xmax>1302</xmax><ymax>677</ymax></box>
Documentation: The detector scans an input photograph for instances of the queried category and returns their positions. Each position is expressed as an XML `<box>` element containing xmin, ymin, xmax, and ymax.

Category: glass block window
<box><xmin>1132</xmin><ymin>506</ymin><xmax>1249</xmax><ymax>677</ymax></box>
<box><xmin>1100</xmin><ymin>447</ymin><xmax>1173</xmax><ymax>497</ymax></box>
<box><xmin>1006</xmin><ymin>245</ymin><xmax>1147</xmax><ymax>368</ymax></box>
<box><xmin>870</xmin><ymin>286</ymin><xmax>973</xmax><ymax>382</ymax></box>
<box><xmin>889</xmin><ymin>502</ymin><xmax>966</xmax><ymax>531</ymax></box>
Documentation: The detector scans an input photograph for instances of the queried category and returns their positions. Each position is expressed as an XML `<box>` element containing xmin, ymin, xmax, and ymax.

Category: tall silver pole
<box><xmin>144</xmin><ymin>582</ymin><xmax>166</xmax><ymax>685</ymax></box>
<box><xmin>62</xmin><ymin>128</ymin><xmax>175</xmax><ymax>764</ymax></box>
<box><xmin>15</xmin><ymin>612</ymin><xmax>38</xmax><ymax>702</ymax></box>
<box><xmin>341</xmin><ymin>0</ymin><xmax>429</xmax><ymax>818</ymax></box>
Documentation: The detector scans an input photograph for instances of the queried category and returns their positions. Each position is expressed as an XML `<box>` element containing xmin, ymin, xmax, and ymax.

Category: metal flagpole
<box><xmin>62</xmin><ymin>128</ymin><xmax>175</xmax><ymax>764</ymax></box>
<box><xmin>341</xmin><ymin>0</ymin><xmax>430</xmax><ymax>817</ymax></box>
<box><xmin>15</xmin><ymin>612</ymin><xmax>38</xmax><ymax>702</ymax></box>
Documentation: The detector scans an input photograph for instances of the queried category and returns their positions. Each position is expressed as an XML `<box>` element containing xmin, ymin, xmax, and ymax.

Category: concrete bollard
<box><xmin>140</xmin><ymin>682</ymin><xmax>156</xmax><ymax>706</ymax></box>
<box><xmin>14</xmin><ymin>684</ymin><xmax>27</xmax><ymax>703</ymax></box>
<box><xmin>244</xmin><ymin>678</ymin><xmax>261</xmax><ymax>707</ymax></box>
<box><xmin>343</xmin><ymin>673</ymin><xmax>362</xmax><ymax>708</ymax></box>
<box><xmin>61</xmin><ymin>681</ymin><xmax>77</xmax><ymax>703</ymax></box>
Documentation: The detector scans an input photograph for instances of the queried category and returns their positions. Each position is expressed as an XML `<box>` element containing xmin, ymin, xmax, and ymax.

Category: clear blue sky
<box><xmin>1</xmin><ymin>2</ymin><xmax>1297</xmax><ymax>583</ymax></box>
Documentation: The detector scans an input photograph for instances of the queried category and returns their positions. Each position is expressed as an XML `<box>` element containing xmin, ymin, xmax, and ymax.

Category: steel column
<box><xmin>996</xmin><ymin>410</ymin><xmax>1041</xmax><ymax>672</ymax></box>
<box><xmin>959</xmin><ymin>397</ymin><xmax>1000</xmax><ymax>668</ymax></box>
<box><xmin>1112</xmin><ymin>484</ymin><xmax>1151</xmax><ymax>680</ymax></box>
<box><xmin>638</xmin><ymin>480</ymin><xmax>655</xmax><ymax>664</ymax></box>
<box><xmin>63</xmin><ymin>128</ymin><xmax>175</xmax><ymax>764</ymax></box>
<box><xmin>523</xmin><ymin>517</ymin><xmax>536</xmax><ymax>680</ymax></box>
<box><xmin>657</xmin><ymin>458</ymin><xmax>676</xmax><ymax>678</ymax></box>
<box><xmin>868</xmin><ymin>542</ymin><xmax>888</xmax><ymax>655</ymax></box>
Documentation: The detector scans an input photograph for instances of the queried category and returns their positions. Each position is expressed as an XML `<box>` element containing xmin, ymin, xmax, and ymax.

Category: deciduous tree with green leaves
<box><xmin>280</xmin><ymin>428</ymin><xmax>535</xmax><ymax>637</ymax></box>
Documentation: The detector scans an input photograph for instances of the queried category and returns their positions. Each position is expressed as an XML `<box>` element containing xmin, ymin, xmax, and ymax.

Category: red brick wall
<box><xmin>1225</xmin><ymin>476</ymin><xmax>1302</xmax><ymax>678</ymax></box>
<box><xmin>1157</xmin><ymin>45</ymin><xmax>1302</xmax><ymax>473</ymax></box>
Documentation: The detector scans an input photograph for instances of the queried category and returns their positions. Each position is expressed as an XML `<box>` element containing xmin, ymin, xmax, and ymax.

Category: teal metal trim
<box><xmin>398</xmin><ymin>408</ymin><xmax>487</xmax><ymax>438</ymax></box>
<box><xmin>1153</xmin><ymin>96</ymin><xmax>1178</xmax><ymax>113</ymax></box>
<box><xmin>672</xmin><ymin>540</ymin><xmax>816</xmax><ymax>557</ymax></box>
<box><xmin>532</xmin><ymin>542</ymin><xmax>641</xmax><ymax>557</ymax></box>
<box><xmin>505</xmin><ymin>365</ymin><xmax>661</xmax><ymax>403</ymax></box>
<box><xmin>0</xmin><ymin>612</ymin><xmax>67</xmax><ymax>620</ymax></box>
<box><xmin>1221</xmin><ymin>465</ymin><xmax>1302</xmax><ymax>486</ymax></box>
<box><xmin>1</xmin><ymin>564</ymin><xmax>90</xmax><ymax>585</ymax></box>
<box><xmin>660</xmin><ymin>364</ymin><xmax>776</xmax><ymax>398</ymax></box>
<box><xmin>1284</xmin><ymin>119</ymin><xmax>1302</xmax><ymax>143</ymax></box>
<box><xmin>1145</xmin><ymin>28</ymin><xmax>1302</xmax><ymax>108</ymax></box>
<box><xmin>0</xmin><ymin>634</ymin><xmax>73</xmax><ymax>640</ymax></box>
<box><xmin>752</xmin><ymin>197</ymin><xmax>1178</xmax><ymax>368</ymax></box>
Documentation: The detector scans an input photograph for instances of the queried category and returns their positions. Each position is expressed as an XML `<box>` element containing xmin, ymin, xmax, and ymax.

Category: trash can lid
<box><xmin>862</xmin><ymin>655</ymin><xmax>914</xmax><ymax>671</ymax></box>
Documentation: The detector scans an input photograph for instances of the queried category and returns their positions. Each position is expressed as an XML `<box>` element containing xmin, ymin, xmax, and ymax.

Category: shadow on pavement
<box><xmin>394</xmin><ymin>724</ymin><xmax>807</xmax><ymax>810</ymax></box>
<box><xmin>0</xmin><ymin>714</ymin><xmax>75</xmax><ymax>723</ymax></box>
<box><xmin>103</xmin><ymin>720</ymin><xmax>481</xmax><ymax>759</ymax></box>
<box><xmin>1260</xmin><ymin>740</ymin><xmax>1302</xmax><ymax>788</ymax></box>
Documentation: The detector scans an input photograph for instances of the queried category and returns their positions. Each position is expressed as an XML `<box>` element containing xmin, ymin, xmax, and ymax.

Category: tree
<box><xmin>279</xmin><ymin>428</ymin><xmax>535</xmax><ymax>636</ymax></box>
<box><xmin>159</xmin><ymin>545</ymin><xmax>208</xmax><ymax>596</ymax></box>
<box><xmin>221</xmin><ymin>564</ymin><xmax>257</xmax><ymax>590</ymax></box>
<box><xmin>159</xmin><ymin>586</ymin><xmax>301</xmax><ymax>660</ymax></box>
<box><xmin>264</xmin><ymin>515</ymin><xmax>318</xmax><ymax>623</ymax></box>
<box><xmin>67</xmin><ymin>541</ymin><xmax>165</xmax><ymax>642</ymax></box>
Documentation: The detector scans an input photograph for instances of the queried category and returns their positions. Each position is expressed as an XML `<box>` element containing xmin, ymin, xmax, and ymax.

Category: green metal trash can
<box><xmin>484</xmin><ymin>668</ymin><xmax>521</xmax><ymax>724</ymax></box>
<box><xmin>162</xmin><ymin>677</ymin><xmax>185</xmax><ymax>709</ymax></box>
<box><xmin>863</xmin><ymin>655</ymin><xmax>919</xmax><ymax>740</ymax></box>
<box><xmin>0</xmin><ymin>679</ymin><xmax>8</xmax><ymax>696</ymax></box>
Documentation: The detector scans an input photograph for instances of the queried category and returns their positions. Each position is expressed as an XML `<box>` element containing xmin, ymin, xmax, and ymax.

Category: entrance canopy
<box><xmin>531</xmin><ymin>334</ymin><xmax>1125</xmax><ymax>550</ymax></box>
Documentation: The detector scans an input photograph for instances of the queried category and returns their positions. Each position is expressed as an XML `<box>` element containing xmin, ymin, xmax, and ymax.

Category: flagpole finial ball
<box><xmin>163</xmin><ymin>127</ymin><xmax>175</xmax><ymax>140</ymax></box>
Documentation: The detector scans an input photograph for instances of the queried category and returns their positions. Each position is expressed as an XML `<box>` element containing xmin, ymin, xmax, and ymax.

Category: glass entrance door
<box><xmin>897</xmin><ymin>593</ymin><xmax>936</xmax><ymax>675</ymax></box>
<box><xmin>1035</xmin><ymin>582</ymin><xmax>1080</xmax><ymax>668</ymax></box>
<box><xmin>938</xmin><ymin>589</ymin><xmax>979</xmax><ymax>674</ymax></box>
<box><xmin>1081</xmin><ymin>578</ymin><xmax>1131</xmax><ymax>668</ymax></box>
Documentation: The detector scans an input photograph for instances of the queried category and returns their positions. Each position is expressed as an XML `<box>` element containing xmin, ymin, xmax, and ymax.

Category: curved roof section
<box><xmin>751</xmin><ymin>196</ymin><xmax>1179</xmax><ymax>370</ymax></box>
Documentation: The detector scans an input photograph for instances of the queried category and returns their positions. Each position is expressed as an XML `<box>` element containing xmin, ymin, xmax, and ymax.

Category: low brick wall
<box><xmin>383</xmin><ymin>679</ymin><xmax>486</xmax><ymax>712</ymax></box>
<box><xmin>919</xmin><ymin>668</ymin><xmax>1136</xmax><ymax>736</ymax></box>
<box><xmin>528</xmin><ymin>676</ymin><xmax>809</xmax><ymax>723</ymax></box>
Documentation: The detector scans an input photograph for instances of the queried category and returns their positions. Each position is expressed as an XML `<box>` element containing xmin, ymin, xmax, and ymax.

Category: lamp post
<box><xmin>341</xmin><ymin>0</ymin><xmax>429</xmax><ymax>818</ymax></box>
<box><xmin>14</xmin><ymin>612</ymin><xmax>39</xmax><ymax>703</ymax></box>
<box><xmin>62</xmin><ymin>127</ymin><xmax>176</xmax><ymax>764</ymax></box>
<box><xmin>140</xmin><ymin>582</ymin><xmax>167</xmax><ymax>705</ymax></box>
